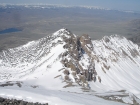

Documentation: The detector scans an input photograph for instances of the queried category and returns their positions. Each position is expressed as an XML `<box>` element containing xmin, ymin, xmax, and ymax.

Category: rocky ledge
<box><xmin>0</xmin><ymin>97</ymin><xmax>48</xmax><ymax>105</ymax></box>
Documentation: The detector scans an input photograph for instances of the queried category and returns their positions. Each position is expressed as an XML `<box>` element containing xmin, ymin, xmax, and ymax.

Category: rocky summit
<box><xmin>0</xmin><ymin>29</ymin><xmax>99</xmax><ymax>88</ymax></box>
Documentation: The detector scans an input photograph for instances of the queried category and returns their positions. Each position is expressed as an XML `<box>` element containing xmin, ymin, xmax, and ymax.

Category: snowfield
<box><xmin>0</xmin><ymin>86</ymin><xmax>127</xmax><ymax>105</ymax></box>
<box><xmin>0</xmin><ymin>29</ymin><xmax>140</xmax><ymax>105</ymax></box>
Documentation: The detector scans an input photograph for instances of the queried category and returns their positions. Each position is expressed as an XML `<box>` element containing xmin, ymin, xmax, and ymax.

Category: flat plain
<box><xmin>0</xmin><ymin>5</ymin><xmax>140</xmax><ymax>51</ymax></box>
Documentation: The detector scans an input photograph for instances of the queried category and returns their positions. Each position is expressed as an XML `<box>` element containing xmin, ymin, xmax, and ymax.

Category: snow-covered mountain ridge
<box><xmin>0</xmin><ymin>4</ymin><xmax>110</xmax><ymax>10</ymax></box>
<box><xmin>0</xmin><ymin>28</ymin><xmax>140</xmax><ymax>105</ymax></box>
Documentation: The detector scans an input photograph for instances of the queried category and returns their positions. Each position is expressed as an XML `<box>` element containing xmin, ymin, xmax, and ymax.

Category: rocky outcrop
<box><xmin>0</xmin><ymin>97</ymin><xmax>48</xmax><ymax>105</ymax></box>
<box><xmin>60</xmin><ymin>29</ymin><xmax>100</xmax><ymax>88</ymax></box>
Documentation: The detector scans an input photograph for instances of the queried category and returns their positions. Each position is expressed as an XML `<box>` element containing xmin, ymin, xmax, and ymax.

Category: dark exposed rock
<box><xmin>93</xmin><ymin>76</ymin><xmax>96</xmax><ymax>82</ymax></box>
<box><xmin>0</xmin><ymin>97</ymin><xmax>48</xmax><ymax>105</ymax></box>
<box><xmin>98</xmin><ymin>76</ymin><xmax>101</xmax><ymax>83</ymax></box>
<box><xmin>64</xmin><ymin>75</ymin><xmax>70</xmax><ymax>81</ymax></box>
<box><xmin>0</xmin><ymin>81</ymin><xmax>23</xmax><ymax>87</ymax></box>
<box><xmin>0</xmin><ymin>97</ymin><xmax>4</xmax><ymax>102</ymax></box>
<box><xmin>63</xmin><ymin>69</ymin><xmax>70</xmax><ymax>75</ymax></box>
<box><xmin>60</xmin><ymin>31</ymin><xmax>99</xmax><ymax>88</ymax></box>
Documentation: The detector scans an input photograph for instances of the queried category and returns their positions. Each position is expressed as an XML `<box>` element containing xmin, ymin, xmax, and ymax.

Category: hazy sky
<box><xmin>0</xmin><ymin>0</ymin><xmax>140</xmax><ymax>11</ymax></box>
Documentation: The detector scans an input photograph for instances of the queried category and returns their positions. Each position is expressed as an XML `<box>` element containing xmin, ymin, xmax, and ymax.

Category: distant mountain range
<box><xmin>0</xmin><ymin>4</ymin><xmax>111</xmax><ymax>10</ymax></box>
<box><xmin>0</xmin><ymin>4</ymin><xmax>139</xmax><ymax>13</ymax></box>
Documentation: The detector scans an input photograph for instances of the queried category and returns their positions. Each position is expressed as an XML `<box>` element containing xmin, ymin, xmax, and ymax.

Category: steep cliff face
<box><xmin>60</xmin><ymin>30</ymin><xmax>99</xmax><ymax>88</ymax></box>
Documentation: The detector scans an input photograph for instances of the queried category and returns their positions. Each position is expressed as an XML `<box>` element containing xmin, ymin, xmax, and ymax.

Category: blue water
<box><xmin>0</xmin><ymin>28</ymin><xmax>22</xmax><ymax>34</ymax></box>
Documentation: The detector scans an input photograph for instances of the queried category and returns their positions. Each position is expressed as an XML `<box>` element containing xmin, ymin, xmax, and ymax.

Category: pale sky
<box><xmin>0</xmin><ymin>0</ymin><xmax>140</xmax><ymax>11</ymax></box>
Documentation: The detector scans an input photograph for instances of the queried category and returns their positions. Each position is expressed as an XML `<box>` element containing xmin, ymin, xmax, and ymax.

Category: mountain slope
<box><xmin>91</xmin><ymin>35</ymin><xmax>140</xmax><ymax>96</ymax></box>
<box><xmin>0</xmin><ymin>28</ymin><xmax>140</xmax><ymax>104</ymax></box>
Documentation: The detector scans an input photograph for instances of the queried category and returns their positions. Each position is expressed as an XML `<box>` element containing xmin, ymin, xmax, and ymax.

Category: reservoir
<box><xmin>0</xmin><ymin>28</ymin><xmax>22</xmax><ymax>34</ymax></box>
